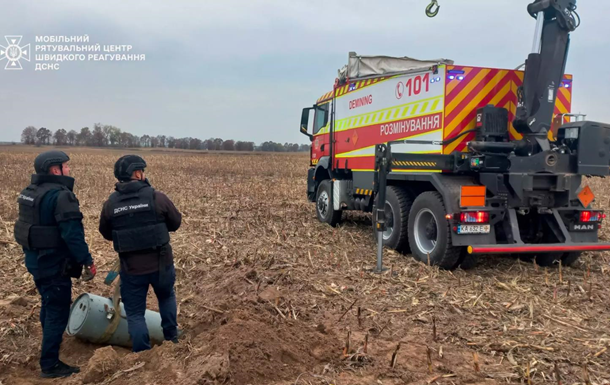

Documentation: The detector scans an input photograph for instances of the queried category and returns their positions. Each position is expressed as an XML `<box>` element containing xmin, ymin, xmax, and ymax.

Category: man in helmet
<box><xmin>14</xmin><ymin>150</ymin><xmax>96</xmax><ymax>378</ymax></box>
<box><xmin>98</xmin><ymin>155</ymin><xmax>182</xmax><ymax>352</ymax></box>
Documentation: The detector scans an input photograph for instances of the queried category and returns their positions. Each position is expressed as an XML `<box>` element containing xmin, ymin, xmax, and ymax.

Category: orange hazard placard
<box><xmin>578</xmin><ymin>185</ymin><xmax>595</xmax><ymax>208</ymax></box>
<box><xmin>460</xmin><ymin>185</ymin><xmax>486</xmax><ymax>207</ymax></box>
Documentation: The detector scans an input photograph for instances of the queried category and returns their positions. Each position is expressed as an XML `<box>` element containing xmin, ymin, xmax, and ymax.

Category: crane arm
<box><xmin>424</xmin><ymin>0</ymin><xmax>580</xmax><ymax>153</ymax></box>
<box><xmin>513</xmin><ymin>0</ymin><xmax>580</xmax><ymax>152</ymax></box>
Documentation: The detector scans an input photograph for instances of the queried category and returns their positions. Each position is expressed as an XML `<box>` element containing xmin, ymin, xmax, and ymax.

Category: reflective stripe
<box><xmin>468</xmin><ymin>244</ymin><xmax>610</xmax><ymax>255</ymax></box>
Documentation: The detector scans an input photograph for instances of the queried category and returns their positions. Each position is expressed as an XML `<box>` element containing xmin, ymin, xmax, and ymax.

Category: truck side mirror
<box><xmin>300</xmin><ymin>107</ymin><xmax>314</xmax><ymax>141</ymax></box>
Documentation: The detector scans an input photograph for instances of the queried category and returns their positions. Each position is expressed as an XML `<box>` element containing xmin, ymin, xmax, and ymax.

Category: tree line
<box><xmin>20</xmin><ymin>124</ymin><xmax>310</xmax><ymax>152</ymax></box>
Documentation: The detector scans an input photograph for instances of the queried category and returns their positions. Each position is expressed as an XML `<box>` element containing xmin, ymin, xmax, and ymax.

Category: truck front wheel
<box><xmin>408</xmin><ymin>191</ymin><xmax>461</xmax><ymax>269</ymax></box>
<box><xmin>316</xmin><ymin>180</ymin><xmax>342</xmax><ymax>227</ymax></box>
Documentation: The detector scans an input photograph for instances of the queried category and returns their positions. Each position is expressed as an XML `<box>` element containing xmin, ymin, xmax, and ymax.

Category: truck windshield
<box><xmin>313</xmin><ymin>103</ymin><xmax>329</xmax><ymax>135</ymax></box>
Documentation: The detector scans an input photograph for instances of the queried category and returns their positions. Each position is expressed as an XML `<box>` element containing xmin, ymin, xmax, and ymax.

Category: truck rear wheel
<box><xmin>316</xmin><ymin>180</ymin><xmax>342</xmax><ymax>227</ymax></box>
<box><xmin>372</xmin><ymin>186</ymin><xmax>412</xmax><ymax>252</ymax></box>
<box><xmin>456</xmin><ymin>250</ymin><xmax>478</xmax><ymax>270</ymax></box>
<box><xmin>562</xmin><ymin>252</ymin><xmax>582</xmax><ymax>266</ymax></box>
<box><xmin>535</xmin><ymin>252</ymin><xmax>582</xmax><ymax>267</ymax></box>
<box><xmin>408</xmin><ymin>191</ymin><xmax>461</xmax><ymax>269</ymax></box>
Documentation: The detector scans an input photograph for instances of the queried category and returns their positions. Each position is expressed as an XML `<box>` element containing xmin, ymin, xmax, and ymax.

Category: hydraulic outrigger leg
<box><xmin>372</xmin><ymin>143</ymin><xmax>391</xmax><ymax>273</ymax></box>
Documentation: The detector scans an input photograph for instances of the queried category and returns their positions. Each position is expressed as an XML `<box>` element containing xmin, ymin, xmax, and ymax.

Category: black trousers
<box><xmin>120</xmin><ymin>264</ymin><xmax>178</xmax><ymax>352</ymax></box>
<box><xmin>34</xmin><ymin>275</ymin><xmax>72</xmax><ymax>370</ymax></box>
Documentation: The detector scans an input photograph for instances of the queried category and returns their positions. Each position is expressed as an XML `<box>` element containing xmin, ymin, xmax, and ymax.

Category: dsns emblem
<box><xmin>0</xmin><ymin>36</ymin><xmax>30</xmax><ymax>70</ymax></box>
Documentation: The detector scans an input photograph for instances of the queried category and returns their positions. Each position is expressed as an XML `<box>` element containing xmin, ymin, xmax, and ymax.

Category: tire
<box><xmin>562</xmin><ymin>252</ymin><xmax>582</xmax><ymax>267</ymax></box>
<box><xmin>408</xmin><ymin>191</ymin><xmax>461</xmax><ymax>269</ymax></box>
<box><xmin>315</xmin><ymin>180</ymin><xmax>342</xmax><ymax>227</ymax></box>
<box><xmin>530</xmin><ymin>252</ymin><xmax>582</xmax><ymax>267</ymax></box>
<box><xmin>456</xmin><ymin>249</ymin><xmax>478</xmax><ymax>270</ymax></box>
<box><xmin>518</xmin><ymin>254</ymin><xmax>535</xmax><ymax>263</ymax></box>
<box><xmin>372</xmin><ymin>186</ymin><xmax>413</xmax><ymax>252</ymax></box>
<box><xmin>535</xmin><ymin>252</ymin><xmax>582</xmax><ymax>267</ymax></box>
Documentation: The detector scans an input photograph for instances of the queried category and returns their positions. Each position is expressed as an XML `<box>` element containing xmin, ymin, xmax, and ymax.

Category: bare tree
<box><xmin>222</xmin><ymin>140</ymin><xmax>235</xmax><ymax>151</ymax></box>
<box><xmin>77</xmin><ymin>127</ymin><xmax>92</xmax><ymax>146</ymax></box>
<box><xmin>92</xmin><ymin>124</ymin><xmax>107</xmax><ymax>147</ymax></box>
<box><xmin>67</xmin><ymin>130</ymin><xmax>77</xmax><ymax>145</ymax></box>
<box><xmin>176</xmin><ymin>138</ymin><xmax>189</xmax><ymax>149</ymax></box>
<box><xmin>140</xmin><ymin>135</ymin><xmax>151</xmax><ymax>147</ymax></box>
<box><xmin>53</xmin><ymin>129</ymin><xmax>68</xmax><ymax>145</ymax></box>
<box><xmin>189</xmin><ymin>138</ymin><xmax>202</xmax><ymax>150</ymax></box>
<box><xmin>36</xmin><ymin>127</ymin><xmax>52</xmax><ymax>145</ymax></box>
<box><xmin>105</xmin><ymin>125</ymin><xmax>121</xmax><ymax>146</ymax></box>
<box><xmin>213</xmin><ymin>138</ymin><xmax>223</xmax><ymax>151</ymax></box>
<box><xmin>167</xmin><ymin>136</ymin><xmax>176</xmax><ymax>148</ymax></box>
<box><xmin>157</xmin><ymin>135</ymin><xmax>167</xmax><ymax>148</ymax></box>
<box><xmin>19</xmin><ymin>123</ymin><xmax>305</xmax><ymax>152</ymax></box>
<box><xmin>21</xmin><ymin>126</ymin><xmax>38</xmax><ymax>144</ymax></box>
<box><xmin>119</xmin><ymin>131</ymin><xmax>130</xmax><ymax>147</ymax></box>
<box><xmin>236</xmin><ymin>141</ymin><xmax>255</xmax><ymax>151</ymax></box>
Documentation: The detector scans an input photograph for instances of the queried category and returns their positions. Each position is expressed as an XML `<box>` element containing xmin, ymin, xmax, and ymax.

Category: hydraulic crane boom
<box><xmin>514</xmin><ymin>0</ymin><xmax>580</xmax><ymax>153</ymax></box>
<box><xmin>424</xmin><ymin>0</ymin><xmax>580</xmax><ymax>153</ymax></box>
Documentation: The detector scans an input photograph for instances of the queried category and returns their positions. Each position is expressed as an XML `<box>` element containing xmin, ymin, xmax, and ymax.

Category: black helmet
<box><xmin>34</xmin><ymin>150</ymin><xmax>70</xmax><ymax>174</ymax></box>
<box><xmin>114</xmin><ymin>155</ymin><xmax>147</xmax><ymax>181</ymax></box>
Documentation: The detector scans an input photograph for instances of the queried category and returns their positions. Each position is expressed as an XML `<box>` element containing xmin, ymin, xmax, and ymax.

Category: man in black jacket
<box><xmin>14</xmin><ymin>150</ymin><xmax>96</xmax><ymax>378</ymax></box>
<box><xmin>99</xmin><ymin>155</ymin><xmax>182</xmax><ymax>352</ymax></box>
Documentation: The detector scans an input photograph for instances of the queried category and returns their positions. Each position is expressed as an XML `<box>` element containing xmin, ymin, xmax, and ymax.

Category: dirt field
<box><xmin>1</xmin><ymin>145</ymin><xmax>610</xmax><ymax>385</ymax></box>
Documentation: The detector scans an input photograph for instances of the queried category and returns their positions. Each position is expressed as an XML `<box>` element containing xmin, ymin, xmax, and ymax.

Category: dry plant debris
<box><xmin>0</xmin><ymin>146</ymin><xmax>609</xmax><ymax>384</ymax></box>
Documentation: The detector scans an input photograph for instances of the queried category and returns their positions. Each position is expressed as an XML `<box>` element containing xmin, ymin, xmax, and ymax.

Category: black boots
<box><xmin>40</xmin><ymin>361</ymin><xmax>80</xmax><ymax>378</ymax></box>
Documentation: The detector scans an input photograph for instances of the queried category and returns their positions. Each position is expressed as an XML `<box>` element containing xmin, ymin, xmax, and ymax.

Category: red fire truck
<box><xmin>299</xmin><ymin>1</ymin><xmax>610</xmax><ymax>269</ymax></box>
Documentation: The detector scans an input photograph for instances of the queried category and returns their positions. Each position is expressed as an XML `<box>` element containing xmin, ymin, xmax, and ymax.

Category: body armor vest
<box><xmin>14</xmin><ymin>182</ymin><xmax>67</xmax><ymax>250</ymax></box>
<box><xmin>107</xmin><ymin>182</ymin><xmax>170</xmax><ymax>253</ymax></box>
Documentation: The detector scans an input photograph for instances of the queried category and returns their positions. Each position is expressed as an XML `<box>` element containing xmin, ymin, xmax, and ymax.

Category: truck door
<box><xmin>311</xmin><ymin>101</ymin><xmax>330</xmax><ymax>164</ymax></box>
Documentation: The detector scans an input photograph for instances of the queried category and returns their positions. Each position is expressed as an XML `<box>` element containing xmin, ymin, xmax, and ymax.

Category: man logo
<box><xmin>0</xmin><ymin>36</ymin><xmax>30</xmax><ymax>70</ymax></box>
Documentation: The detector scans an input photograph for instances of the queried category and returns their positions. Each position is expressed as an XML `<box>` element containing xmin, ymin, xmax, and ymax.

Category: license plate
<box><xmin>457</xmin><ymin>224</ymin><xmax>490</xmax><ymax>234</ymax></box>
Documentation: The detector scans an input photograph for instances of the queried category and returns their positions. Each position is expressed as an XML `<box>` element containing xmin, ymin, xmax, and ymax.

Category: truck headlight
<box><xmin>564</xmin><ymin>127</ymin><xmax>579</xmax><ymax>139</ymax></box>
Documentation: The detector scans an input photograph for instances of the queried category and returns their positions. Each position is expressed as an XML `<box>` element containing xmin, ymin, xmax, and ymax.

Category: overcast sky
<box><xmin>1</xmin><ymin>0</ymin><xmax>609</xmax><ymax>144</ymax></box>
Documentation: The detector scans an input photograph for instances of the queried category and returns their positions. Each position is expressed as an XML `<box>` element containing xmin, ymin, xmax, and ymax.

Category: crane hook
<box><xmin>426</xmin><ymin>0</ymin><xmax>440</xmax><ymax>18</ymax></box>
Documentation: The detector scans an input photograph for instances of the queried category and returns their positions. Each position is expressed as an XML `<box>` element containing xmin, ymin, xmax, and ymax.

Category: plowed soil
<box><xmin>1</xmin><ymin>146</ymin><xmax>609</xmax><ymax>385</ymax></box>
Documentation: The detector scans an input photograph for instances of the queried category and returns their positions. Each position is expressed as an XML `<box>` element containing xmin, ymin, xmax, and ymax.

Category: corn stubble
<box><xmin>0</xmin><ymin>146</ymin><xmax>609</xmax><ymax>384</ymax></box>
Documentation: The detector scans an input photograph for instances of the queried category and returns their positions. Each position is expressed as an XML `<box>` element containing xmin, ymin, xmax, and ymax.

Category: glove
<box><xmin>82</xmin><ymin>263</ymin><xmax>97</xmax><ymax>281</ymax></box>
<box><xmin>62</xmin><ymin>259</ymin><xmax>83</xmax><ymax>278</ymax></box>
